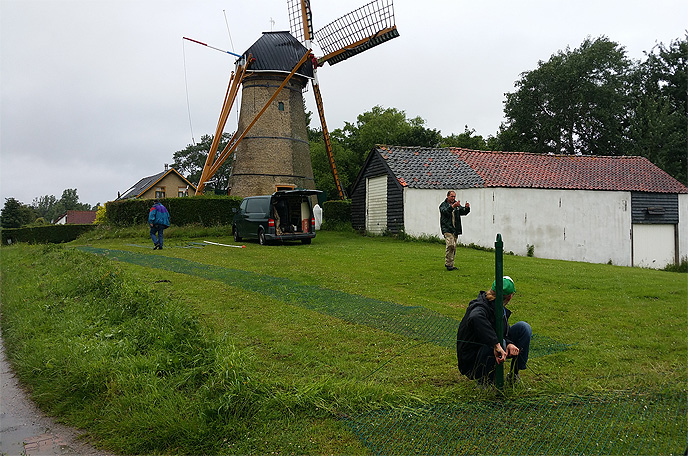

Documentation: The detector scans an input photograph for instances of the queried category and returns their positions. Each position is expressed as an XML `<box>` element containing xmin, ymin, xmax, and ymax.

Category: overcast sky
<box><xmin>1</xmin><ymin>0</ymin><xmax>686</xmax><ymax>208</ymax></box>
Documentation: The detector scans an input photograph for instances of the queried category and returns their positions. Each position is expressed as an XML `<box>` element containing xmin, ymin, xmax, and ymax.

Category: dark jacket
<box><xmin>456</xmin><ymin>291</ymin><xmax>512</xmax><ymax>377</ymax></box>
<box><xmin>439</xmin><ymin>199</ymin><xmax>470</xmax><ymax>235</ymax></box>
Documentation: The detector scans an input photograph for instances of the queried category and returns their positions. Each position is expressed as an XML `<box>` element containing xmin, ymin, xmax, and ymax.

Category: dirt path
<box><xmin>0</xmin><ymin>328</ymin><xmax>115</xmax><ymax>456</ymax></box>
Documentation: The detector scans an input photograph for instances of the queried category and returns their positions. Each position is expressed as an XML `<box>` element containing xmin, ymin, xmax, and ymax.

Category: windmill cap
<box><xmin>492</xmin><ymin>276</ymin><xmax>516</xmax><ymax>295</ymax></box>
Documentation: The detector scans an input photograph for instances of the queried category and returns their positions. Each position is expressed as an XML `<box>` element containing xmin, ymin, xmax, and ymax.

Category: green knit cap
<box><xmin>492</xmin><ymin>276</ymin><xmax>516</xmax><ymax>295</ymax></box>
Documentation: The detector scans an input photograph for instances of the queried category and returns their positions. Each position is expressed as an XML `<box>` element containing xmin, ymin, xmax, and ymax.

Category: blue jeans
<box><xmin>150</xmin><ymin>224</ymin><xmax>166</xmax><ymax>248</ymax></box>
<box><xmin>472</xmin><ymin>321</ymin><xmax>532</xmax><ymax>380</ymax></box>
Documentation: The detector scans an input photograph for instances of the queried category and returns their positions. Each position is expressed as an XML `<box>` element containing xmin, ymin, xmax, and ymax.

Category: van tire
<box><xmin>258</xmin><ymin>229</ymin><xmax>267</xmax><ymax>246</ymax></box>
<box><xmin>233</xmin><ymin>225</ymin><xmax>242</xmax><ymax>242</ymax></box>
<box><xmin>301</xmin><ymin>238</ymin><xmax>311</xmax><ymax>245</ymax></box>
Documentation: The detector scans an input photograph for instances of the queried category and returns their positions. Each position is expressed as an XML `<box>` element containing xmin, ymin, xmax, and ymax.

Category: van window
<box><xmin>246</xmin><ymin>197</ymin><xmax>268</xmax><ymax>214</ymax></box>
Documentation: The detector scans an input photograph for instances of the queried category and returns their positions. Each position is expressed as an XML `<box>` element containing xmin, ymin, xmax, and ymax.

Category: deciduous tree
<box><xmin>1</xmin><ymin>198</ymin><xmax>36</xmax><ymax>228</ymax></box>
<box><xmin>172</xmin><ymin>133</ymin><xmax>233</xmax><ymax>193</ymax></box>
<box><xmin>32</xmin><ymin>194</ymin><xmax>58</xmax><ymax>222</ymax></box>
<box><xmin>498</xmin><ymin>36</ymin><xmax>633</xmax><ymax>156</ymax></box>
<box><xmin>628</xmin><ymin>35</ymin><xmax>687</xmax><ymax>184</ymax></box>
<box><xmin>310</xmin><ymin>106</ymin><xmax>442</xmax><ymax>198</ymax></box>
<box><xmin>441</xmin><ymin>126</ymin><xmax>490</xmax><ymax>150</ymax></box>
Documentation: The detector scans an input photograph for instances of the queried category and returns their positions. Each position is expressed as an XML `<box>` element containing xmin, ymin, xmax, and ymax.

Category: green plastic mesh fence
<box><xmin>77</xmin><ymin>247</ymin><xmax>686</xmax><ymax>455</ymax></box>
<box><xmin>77</xmin><ymin>247</ymin><xmax>570</xmax><ymax>357</ymax></box>
<box><xmin>342</xmin><ymin>388</ymin><xmax>686</xmax><ymax>455</ymax></box>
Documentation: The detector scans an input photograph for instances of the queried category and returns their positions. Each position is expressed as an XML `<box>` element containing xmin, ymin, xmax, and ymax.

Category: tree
<box><xmin>309</xmin><ymin>106</ymin><xmax>442</xmax><ymax>197</ymax></box>
<box><xmin>441</xmin><ymin>126</ymin><xmax>490</xmax><ymax>150</ymax></box>
<box><xmin>32</xmin><ymin>194</ymin><xmax>58</xmax><ymax>222</ymax></box>
<box><xmin>31</xmin><ymin>190</ymin><xmax>92</xmax><ymax>223</ymax></box>
<box><xmin>340</xmin><ymin>106</ymin><xmax>441</xmax><ymax>157</ymax></box>
<box><xmin>628</xmin><ymin>35</ymin><xmax>687</xmax><ymax>184</ymax></box>
<box><xmin>172</xmin><ymin>133</ymin><xmax>233</xmax><ymax>192</ymax></box>
<box><xmin>498</xmin><ymin>36</ymin><xmax>633</xmax><ymax>156</ymax></box>
<box><xmin>51</xmin><ymin>189</ymin><xmax>92</xmax><ymax>221</ymax></box>
<box><xmin>94</xmin><ymin>204</ymin><xmax>107</xmax><ymax>224</ymax></box>
<box><xmin>1</xmin><ymin>198</ymin><xmax>36</xmax><ymax>228</ymax></box>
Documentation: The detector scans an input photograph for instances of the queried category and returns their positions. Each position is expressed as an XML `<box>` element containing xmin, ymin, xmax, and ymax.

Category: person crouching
<box><xmin>456</xmin><ymin>276</ymin><xmax>531</xmax><ymax>385</ymax></box>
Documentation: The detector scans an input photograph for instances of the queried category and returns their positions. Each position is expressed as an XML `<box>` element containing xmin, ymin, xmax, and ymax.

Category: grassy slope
<box><xmin>1</xmin><ymin>229</ymin><xmax>686</xmax><ymax>454</ymax></box>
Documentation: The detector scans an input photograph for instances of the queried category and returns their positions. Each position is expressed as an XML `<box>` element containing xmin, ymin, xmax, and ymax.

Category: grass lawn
<box><xmin>1</xmin><ymin>228</ymin><xmax>686</xmax><ymax>455</ymax></box>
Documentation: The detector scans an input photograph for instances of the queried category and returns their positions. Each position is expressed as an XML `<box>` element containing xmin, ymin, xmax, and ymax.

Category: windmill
<box><xmin>193</xmin><ymin>0</ymin><xmax>399</xmax><ymax>199</ymax></box>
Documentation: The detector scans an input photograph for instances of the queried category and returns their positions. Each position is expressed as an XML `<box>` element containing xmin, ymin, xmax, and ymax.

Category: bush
<box><xmin>106</xmin><ymin>196</ymin><xmax>242</xmax><ymax>227</ymax></box>
<box><xmin>1</xmin><ymin>224</ymin><xmax>96</xmax><ymax>245</ymax></box>
<box><xmin>663</xmin><ymin>256</ymin><xmax>688</xmax><ymax>273</ymax></box>
<box><xmin>322</xmin><ymin>199</ymin><xmax>351</xmax><ymax>228</ymax></box>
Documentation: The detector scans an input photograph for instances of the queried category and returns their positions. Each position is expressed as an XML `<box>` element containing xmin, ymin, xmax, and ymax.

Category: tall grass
<box><xmin>0</xmin><ymin>243</ymin><xmax>409</xmax><ymax>454</ymax></box>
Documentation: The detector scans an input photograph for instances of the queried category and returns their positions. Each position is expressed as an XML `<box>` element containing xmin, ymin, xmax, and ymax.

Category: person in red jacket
<box><xmin>456</xmin><ymin>276</ymin><xmax>531</xmax><ymax>385</ymax></box>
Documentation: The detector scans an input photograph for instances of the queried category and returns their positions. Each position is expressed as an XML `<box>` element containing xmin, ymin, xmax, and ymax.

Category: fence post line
<box><xmin>495</xmin><ymin>233</ymin><xmax>505</xmax><ymax>390</ymax></box>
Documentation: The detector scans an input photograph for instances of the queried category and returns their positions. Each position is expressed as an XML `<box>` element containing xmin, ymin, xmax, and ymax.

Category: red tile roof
<box><xmin>451</xmin><ymin>149</ymin><xmax>687</xmax><ymax>193</ymax></box>
<box><xmin>62</xmin><ymin>210</ymin><xmax>97</xmax><ymax>224</ymax></box>
<box><xmin>376</xmin><ymin>146</ymin><xmax>688</xmax><ymax>194</ymax></box>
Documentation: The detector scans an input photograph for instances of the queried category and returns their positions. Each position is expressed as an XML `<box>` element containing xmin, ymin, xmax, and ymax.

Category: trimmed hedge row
<box><xmin>1</xmin><ymin>224</ymin><xmax>96</xmax><ymax>245</ymax></box>
<box><xmin>106</xmin><ymin>196</ymin><xmax>243</xmax><ymax>227</ymax></box>
<box><xmin>322</xmin><ymin>199</ymin><xmax>351</xmax><ymax>224</ymax></box>
<box><xmin>0</xmin><ymin>198</ymin><xmax>352</xmax><ymax>244</ymax></box>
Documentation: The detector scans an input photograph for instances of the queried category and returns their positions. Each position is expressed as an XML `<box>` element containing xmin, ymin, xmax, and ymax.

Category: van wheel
<box><xmin>258</xmin><ymin>229</ymin><xmax>267</xmax><ymax>246</ymax></box>
<box><xmin>301</xmin><ymin>238</ymin><xmax>311</xmax><ymax>245</ymax></box>
<box><xmin>233</xmin><ymin>225</ymin><xmax>242</xmax><ymax>242</ymax></box>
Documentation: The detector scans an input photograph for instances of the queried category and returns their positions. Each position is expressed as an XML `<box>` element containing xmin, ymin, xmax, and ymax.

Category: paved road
<box><xmin>0</xmin><ymin>328</ymin><xmax>114</xmax><ymax>456</ymax></box>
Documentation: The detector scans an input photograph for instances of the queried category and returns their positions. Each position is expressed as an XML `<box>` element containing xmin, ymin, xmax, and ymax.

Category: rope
<box><xmin>182</xmin><ymin>38</ymin><xmax>196</xmax><ymax>145</ymax></box>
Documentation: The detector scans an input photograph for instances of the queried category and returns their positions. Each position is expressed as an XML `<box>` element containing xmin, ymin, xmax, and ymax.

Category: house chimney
<box><xmin>164</xmin><ymin>163</ymin><xmax>169</xmax><ymax>171</ymax></box>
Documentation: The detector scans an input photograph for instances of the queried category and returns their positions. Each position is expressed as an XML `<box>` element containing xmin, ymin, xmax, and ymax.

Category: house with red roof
<box><xmin>55</xmin><ymin>210</ymin><xmax>97</xmax><ymax>225</ymax></box>
<box><xmin>351</xmin><ymin>146</ymin><xmax>688</xmax><ymax>268</ymax></box>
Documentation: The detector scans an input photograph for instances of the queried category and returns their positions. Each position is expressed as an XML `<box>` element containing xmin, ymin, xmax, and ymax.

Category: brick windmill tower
<box><xmin>194</xmin><ymin>0</ymin><xmax>399</xmax><ymax>199</ymax></box>
<box><xmin>227</xmin><ymin>31</ymin><xmax>315</xmax><ymax>197</ymax></box>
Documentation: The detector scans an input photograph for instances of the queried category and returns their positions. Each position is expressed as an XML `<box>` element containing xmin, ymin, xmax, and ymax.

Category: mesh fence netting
<box><xmin>343</xmin><ymin>388</ymin><xmax>686</xmax><ymax>455</ymax></box>
<box><xmin>78</xmin><ymin>247</ymin><xmax>687</xmax><ymax>455</ymax></box>
<box><xmin>77</xmin><ymin>247</ymin><xmax>569</xmax><ymax>355</ymax></box>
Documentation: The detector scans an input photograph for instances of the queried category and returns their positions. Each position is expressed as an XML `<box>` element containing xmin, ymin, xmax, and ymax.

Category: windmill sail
<box><xmin>288</xmin><ymin>0</ymin><xmax>313</xmax><ymax>43</ymax></box>
<box><xmin>314</xmin><ymin>0</ymin><xmax>398</xmax><ymax>65</ymax></box>
<box><xmin>284</xmin><ymin>0</ymin><xmax>399</xmax><ymax>199</ymax></box>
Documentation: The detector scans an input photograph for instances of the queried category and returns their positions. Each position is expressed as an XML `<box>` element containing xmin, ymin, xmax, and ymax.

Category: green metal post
<box><xmin>495</xmin><ymin>234</ymin><xmax>504</xmax><ymax>390</ymax></box>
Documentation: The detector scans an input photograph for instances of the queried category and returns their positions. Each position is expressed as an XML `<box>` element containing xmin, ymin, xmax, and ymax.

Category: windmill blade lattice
<box><xmin>315</xmin><ymin>0</ymin><xmax>398</xmax><ymax>65</ymax></box>
<box><xmin>287</xmin><ymin>0</ymin><xmax>313</xmax><ymax>43</ymax></box>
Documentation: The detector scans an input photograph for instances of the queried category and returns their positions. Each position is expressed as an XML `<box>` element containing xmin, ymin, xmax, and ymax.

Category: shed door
<box><xmin>632</xmin><ymin>224</ymin><xmax>676</xmax><ymax>269</ymax></box>
<box><xmin>366</xmin><ymin>175</ymin><xmax>387</xmax><ymax>234</ymax></box>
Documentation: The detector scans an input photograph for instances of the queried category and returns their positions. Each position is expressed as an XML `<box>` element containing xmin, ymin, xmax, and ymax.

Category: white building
<box><xmin>351</xmin><ymin>146</ymin><xmax>688</xmax><ymax>268</ymax></box>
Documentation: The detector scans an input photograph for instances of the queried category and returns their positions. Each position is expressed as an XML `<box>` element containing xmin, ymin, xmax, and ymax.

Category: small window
<box><xmin>178</xmin><ymin>187</ymin><xmax>188</xmax><ymax>197</ymax></box>
<box><xmin>155</xmin><ymin>187</ymin><xmax>166</xmax><ymax>199</ymax></box>
<box><xmin>278</xmin><ymin>101</ymin><xmax>284</xmax><ymax>111</ymax></box>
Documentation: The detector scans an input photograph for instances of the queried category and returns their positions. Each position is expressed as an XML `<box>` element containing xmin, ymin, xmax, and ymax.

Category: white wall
<box><xmin>679</xmin><ymin>193</ymin><xmax>688</xmax><ymax>262</ymax></box>
<box><xmin>404</xmin><ymin>187</ymin><xmax>633</xmax><ymax>266</ymax></box>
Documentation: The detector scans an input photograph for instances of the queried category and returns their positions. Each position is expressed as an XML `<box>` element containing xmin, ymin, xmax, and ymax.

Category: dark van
<box><xmin>232</xmin><ymin>190</ymin><xmax>321</xmax><ymax>245</ymax></box>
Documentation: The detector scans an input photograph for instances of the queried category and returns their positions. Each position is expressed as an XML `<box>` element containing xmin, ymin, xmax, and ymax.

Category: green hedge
<box><xmin>1</xmin><ymin>224</ymin><xmax>96</xmax><ymax>245</ymax></box>
<box><xmin>106</xmin><ymin>196</ymin><xmax>242</xmax><ymax>227</ymax></box>
<box><xmin>322</xmin><ymin>199</ymin><xmax>351</xmax><ymax>224</ymax></box>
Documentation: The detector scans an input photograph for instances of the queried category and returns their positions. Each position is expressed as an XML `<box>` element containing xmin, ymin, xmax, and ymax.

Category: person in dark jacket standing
<box><xmin>439</xmin><ymin>190</ymin><xmax>470</xmax><ymax>271</ymax></box>
<box><xmin>456</xmin><ymin>276</ymin><xmax>531</xmax><ymax>384</ymax></box>
<box><xmin>148</xmin><ymin>200</ymin><xmax>170</xmax><ymax>250</ymax></box>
